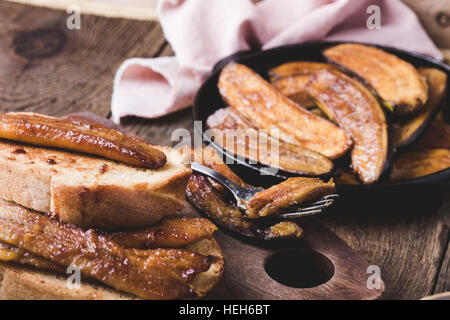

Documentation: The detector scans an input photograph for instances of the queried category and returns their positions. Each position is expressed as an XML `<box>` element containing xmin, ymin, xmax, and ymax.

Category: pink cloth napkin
<box><xmin>111</xmin><ymin>0</ymin><xmax>443</xmax><ymax>123</ymax></box>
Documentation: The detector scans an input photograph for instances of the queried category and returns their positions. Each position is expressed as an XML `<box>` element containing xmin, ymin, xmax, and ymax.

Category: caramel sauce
<box><xmin>12</xmin><ymin>148</ymin><xmax>26</xmax><ymax>154</ymax></box>
<box><xmin>307</xmin><ymin>69</ymin><xmax>388</xmax><ymax>183</ymax></box>
<box><xmin>218</xmin><ymin>63</ymin><xmax>352</xmax><ymax>159</ymax></box>
<box><xmin>0</xmin><ymin>113</ymin><xmax>167</xmax><ymax>169</ymax></box>
<box><xmin>323</xmin><ymin>43</ymin><xmax>428</xmax><ymax>115</ymax></box>
<box><xmin>246</xmin><ymin>177</ymin><xmax>335</xmax><ymax>218</ymax></box>
<box><xmin>206</xmin><ymin>107</ymin><xmax>333</xmax><ymax>175</ymax></box>
<box><xmin>185</xmin><ymin>146</ymin><xmax>304</xmax><ymax>240</ymax></box>
<box><xmin>99</xmin><ymin>163</ymin><xmax>108</xmax><ymax>174</ymax></box>
<box><xmin>0</xmin><ymin>202</ymin><xmax>213</xmax><ymax>299</ymax></box>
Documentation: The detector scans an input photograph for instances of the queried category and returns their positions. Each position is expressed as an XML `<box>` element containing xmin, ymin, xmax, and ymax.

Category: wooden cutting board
<box><xmin>73</xmin><ymin>112</ymin><xmax>385</xmax><ymax>300</ymax></box>
<box><xmin>183</xmin><ymin>203</ymin><xmax>384</xmax><ymax>300</ymax></box>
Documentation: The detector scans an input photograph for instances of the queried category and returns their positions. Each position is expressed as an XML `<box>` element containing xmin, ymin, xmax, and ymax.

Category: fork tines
<box><xmin>279</xmin><ymin>194</ymin><xmax>339</xmax><ymax>218</ymax></box>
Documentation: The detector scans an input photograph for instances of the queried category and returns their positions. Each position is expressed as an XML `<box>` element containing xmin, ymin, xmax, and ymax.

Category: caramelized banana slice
<box><xmin>184</xmin><ymin>146</ymin><xmax>304</xmax><ymax>240</ymax></box>
<box><xmin>269</xmin><ymin>61</ymin><xmax>336</xmax><ymax>78</ymax></box>
<box><xmin>271</xmin><ymin>75</ymin><xmax>316</xmax><ymax>107</ymax></box>
<box><xmin>206</xmin><ymin>107</ymin><xmax>334</xmax><ymax>176</ymax></box>
<box><xmin>187</xmin><ymin>174</ymin><xmax>254</xmax><ymax>236</ymax></box>
<box><xmin>246</xmin><ymin>177</ymin><xmax>336</xmax><ymax>218</ymax></box>
<box><xmin>0</xmin><ymin>242</ymin><xmax>64</xmax><ymax>273</ymax></box>
<box><xmin>261</xmin><ymin>221</ymin><xmax>304</xmax><ymax>240</ymax></box>
<box><xmin>307</xmin><ymin>69</ymin><xmax>388</xmax><ymax>183</ymax></box>
<box><xmin>109</xmin><ymin>217</ymin><xmax>217</xmax><ymax>249</ymax></box>
<box><xmin>218</xmin><ymin>63</ymin><xmax>352</xmax><ymax>159</ymax></box>
<box><xmin>391</xmin><ymin>149</ymin><xmax>450</xmax><ymax>182</ymax></box>
<box><xmin>270</xmin><ymin>62</ymin><xmax>336</xmax><ymax>107</ymax></box>
<box><xmin>180</xmin><ymin>145</ymin><xmax>246</xmax><ymax>189</ymax></box>
<box><xmin>335</xmin><ymin>169</ymin><xmax>361</xmax><ymax>185</ymax></box>
<box><xmin>391</xmin><ymin>68</ymin><xmax>447</xmax><ymax>149</ymax></box>
<box><xmin>323</xmin><ymin>43</ymin><xmax>428</xmax><ymax>115</ymax></box>
<box><xmin>0</xmin><ymin>200</ymin><xmax>211</xmax><ymax>300</ymax></box>
<box><xmin>413</xmin><ymin>113</ymin><xmax>450</xmax><ymax>150</ymax></box>
<box><xmin>0</xmin><ymin>112</ymin><xmax>166</xmax><ymax>169</ymax></box>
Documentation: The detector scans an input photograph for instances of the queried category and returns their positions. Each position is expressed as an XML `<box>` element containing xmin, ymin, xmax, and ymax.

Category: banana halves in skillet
<box><xmin>323</xmin><ymin>43</ymin><xmax>428</xmax><ymax>115</ymax></box>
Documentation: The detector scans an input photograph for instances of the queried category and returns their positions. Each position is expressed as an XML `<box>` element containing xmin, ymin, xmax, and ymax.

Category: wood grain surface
<box><xmin>0</xmin><ymin>1</ymin><xmax>448</xmax><ymax>299</ymax></box>
<box><xmin>403</xmin><ymin>0</ymin><xmax>450</xmax><ymax>49</ymax></box>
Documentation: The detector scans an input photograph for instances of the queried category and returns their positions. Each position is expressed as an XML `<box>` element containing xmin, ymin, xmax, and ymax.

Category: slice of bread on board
<box><xmin>0</xmin><ymin>139</ymin><xmax>191</xmax><ymax>229</ymax></box>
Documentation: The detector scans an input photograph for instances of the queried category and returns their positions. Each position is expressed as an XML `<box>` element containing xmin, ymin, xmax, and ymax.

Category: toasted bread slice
<box><xmin>0</xmin><ymin>139</ymin><xmax>191</xmax><ymax>229</ymax></box>
<box><xmin>0</xmin><ymin>238</ymin><xmax>223</xmax><ymax>300</ymax></box>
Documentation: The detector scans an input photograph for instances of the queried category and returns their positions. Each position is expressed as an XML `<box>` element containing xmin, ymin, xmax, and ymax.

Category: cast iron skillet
<box><xmin>193</xmin><ymin>41</ymin><xmax>450</xmax><ymax>191</ymax></box>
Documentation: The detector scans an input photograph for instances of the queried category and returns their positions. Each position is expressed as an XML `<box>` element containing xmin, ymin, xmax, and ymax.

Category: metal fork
<box><xmin>191</xmin><ymin>162</ymin><xmax>338</xmax><ymax>218</ymax></box>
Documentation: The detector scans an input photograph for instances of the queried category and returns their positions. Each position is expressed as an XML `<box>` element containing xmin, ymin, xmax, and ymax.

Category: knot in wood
<box><xmin>12</xmin><ymin>27</ymin><xmax>66</xmax><ymax>60</ymax></box>
<box><xmin>436</xmin><ymin>12</ymin><xmax>450</xmax><ymax>28</ymax></box>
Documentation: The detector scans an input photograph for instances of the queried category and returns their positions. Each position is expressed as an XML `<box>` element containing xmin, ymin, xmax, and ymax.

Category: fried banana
<box><xmin>391</xmin><ymin>68</ymin><xmax>447</xmax><ymax>149</ymax></box>
<box><xmin>206</xmin><ymin>107</ymin><xmax>333</xmax><ymax>175</ymax></box>
<box><xmin>323</xmin><ymin>43</ymin><xmax>428</xmax><ymax>115</ymax></box>
<box><xmin>260</xmin><ymin>221</ymin><xmax>303</xmax><ymax>240</ymax></box>
<box><xmin>390</xmin><ymin>149</ymin><xmax>450</xmax><ymax>182</ymax></box>
<box><xmin>269</xmin><ymin>61</ymin><xmax>336</xmax><ymax>78</ymax></box>
<box><xmin>0</xmin><ymin>242</ymin><xmax>65</xmax><ymax>273</ymax></box>
<box><xmin>271</xmin><ymin>75</ymin><xmax>316</xmax><ymax>107</ymax></box>
<box><xmin>413</xmin><ymin>113</ymin><xmax>450</xmax><ymax>150</ymax></box>
<box><xmin>0</xmin><ymin>112</ymin><xmax>167</xmax><ymax>169</ymax></box>
<box><xmin>269</xmin><ymin>62</ymin><xmax>336</xmax><ymax>107</ymax></box>
<box><xmin>307</xmin><ymin>69</ymin><xmax>388</xmax><ymax>183</ymax></box>
<box><xmin>184</xmin><ymin>146</ymin><xmax>304</xmax><ymax>240</ymax></box>
<box><xmin>245</xmin><ymin>177</ymin><xmax>336</xmax><ymax>218</ymax></box>
<box><xmin>109</xmin><ymin>216</ymin><xmax>217</xmax><ymax>249</ymax></box>
<box><xmin>218</xmin><ymin>63</ymin><xmax>352</xmax><ymax>159</ymax></box>
<box><xmin>0</xmin><ymin>199</ymin><xmax>212</xmax><ymax>300</ymax></box>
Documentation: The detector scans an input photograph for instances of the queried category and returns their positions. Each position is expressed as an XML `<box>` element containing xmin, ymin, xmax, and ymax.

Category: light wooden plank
<box><xmin>5</xmin><ymin>0</ymin><xmax>159</xmax><ymax>21</ymax></box>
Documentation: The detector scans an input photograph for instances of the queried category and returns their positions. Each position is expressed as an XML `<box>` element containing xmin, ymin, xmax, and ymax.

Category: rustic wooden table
<box><xmin>0</xmin><ymin>2</ymin><xmax>448</xmax><ymax>300</ymax></box>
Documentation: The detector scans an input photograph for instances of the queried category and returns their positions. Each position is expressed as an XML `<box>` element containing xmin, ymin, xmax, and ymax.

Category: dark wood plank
<box><xmin>319</xmin><ymin>190</ymin><xmax>450</xmax><ymax>300</ymax></box>
<box><xmin>434</xmin><ymin>242</ymin><xmax>449</xmax><ymax>294</ymax></box>
<box><xmin>0</xmin><ymin>1</ymin><xmax>166</xmax><ymax>117</ymax></box>
<box><xmin>433</xmin><ymin>195</ymin><xmax>450</xmax><ymax>294</ymax></box>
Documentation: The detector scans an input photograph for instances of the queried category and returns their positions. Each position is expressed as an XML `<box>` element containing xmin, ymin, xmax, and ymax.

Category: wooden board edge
<box><xmin>5</xmin><ymin>0</ymin><xmax>159</xmax><ymax>21</ymax></box>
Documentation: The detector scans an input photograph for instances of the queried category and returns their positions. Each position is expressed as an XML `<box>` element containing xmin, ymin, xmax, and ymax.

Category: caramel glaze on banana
<box><xmin>391</xmin><ymin>68</ymin><xmax>447</xmax><ymax>149</ymax></box>
<box><xmin>0</xmin><ymin>200</ymin><xmax>215</xmax><ymax>300</ymax></box>
<box><xmin>0</xmin><ymin>112</ymin><xmax>167</xmax><ymax>169</ymax></box>
<box><xmin>323</xmin><ymin>43</ymin><xmax>428</xmax><ymax>115</ymax></box>
<box><xmin>108</xmin><ymin>216</ymin><xmax>217</xmax><ymax>249</ymax></box>
<box><xmin>391</xmin><ymin>149</ymin><xmax>450</xmax><ymax>182</ymax></box>
<box><xmin>307</xmin><ymin>69</ymin><xmax>388</xmax><ymax>183</ymax></box>
<box><xmin>218</xmin><ymin>63</ymin><xmax>352</xmax><ymax>159</ymax></box>
<box><xmin>269</xmin><ymin>62</ymin><xmax>336</xmax><ymax>107</ymax></box>
<box><xmin>246</xmin><ymin>177</ymin><xmax>336</xmax><ymax>218</ymax></box>
<box><xmin>184</xmin><ymin>146</ymin><xmax>304</xmax><ymax>240</ymax></box>
<box><xmin>206</xmin><ymin>107</ymin><xmax>334</xmax><ymax>176</ymax></box>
